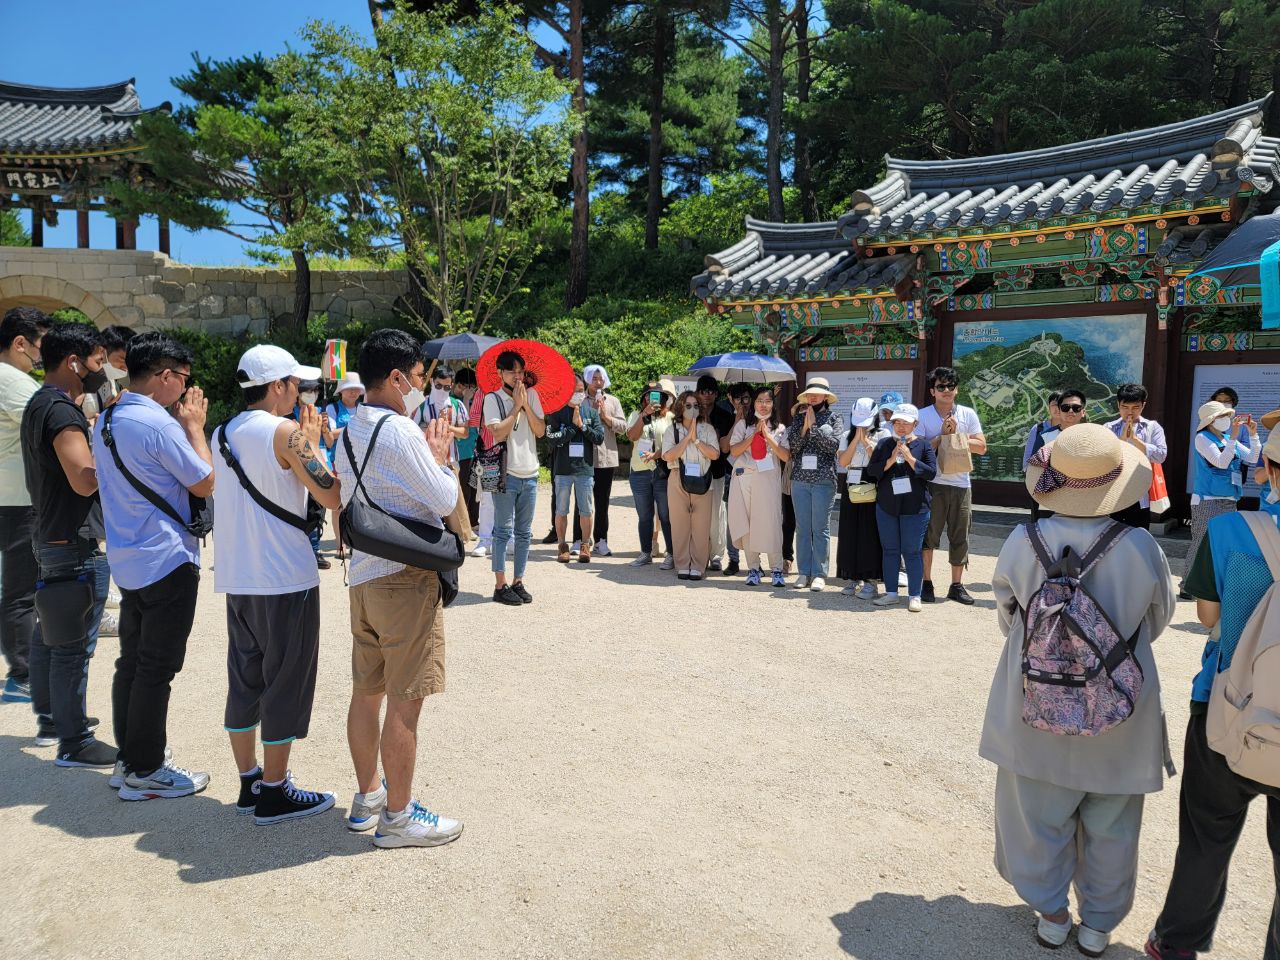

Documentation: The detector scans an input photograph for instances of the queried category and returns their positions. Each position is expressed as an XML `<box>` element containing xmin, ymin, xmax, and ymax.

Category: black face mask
<box><xmin>81</xmin><ymin>368</ymin><xmax>109</xmax><ymax>398</ymax></box>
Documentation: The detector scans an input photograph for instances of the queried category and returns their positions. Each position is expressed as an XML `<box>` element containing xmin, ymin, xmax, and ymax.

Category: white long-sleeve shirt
<box><xmin>1192</xmin><ymin>430</ymin><xmax>1261</xmax><ymax>504</ymax></box>
<box><xmin>337</xmin><ymin>403</ymin><xmax>460</xmax><ymax>586</ymax></box>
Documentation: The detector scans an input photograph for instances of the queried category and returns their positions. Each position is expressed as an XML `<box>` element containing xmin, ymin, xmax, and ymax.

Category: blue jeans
<box><xmin>876</xmin><ymin>506</ymin><xmax>930</xmax><ymax>598</ymax></box>
<box><xmin>791</xmin><ymin>480</ymin><xmax>835</xmax><ymax>578</ymax></box>
<box><xmin>492</xmin><ymin>474</ymin><xmax>538</xmax><ymax>580</ymax></box>
<box><xmin>553</xmin><ymin>473</ymin><xmax>594</xmax><ymax>518</ymax></box>
<box><xmin>629</xmin><ymin>469</ymin><xmax>672</xmax><ymax>555</ymax></box>
<box><xmin>28</xmin><ymin>539</ymin><xmax>109</xmax><ymax>751</ymax></box>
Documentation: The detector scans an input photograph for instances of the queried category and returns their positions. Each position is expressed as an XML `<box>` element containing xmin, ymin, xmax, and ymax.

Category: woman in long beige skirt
<box><xmin>727</xmin><ymin>386</ymin><xmax>789</xmax><ymax>587</ymax></box>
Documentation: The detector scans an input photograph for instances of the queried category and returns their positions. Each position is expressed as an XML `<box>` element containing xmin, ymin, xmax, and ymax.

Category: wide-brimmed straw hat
<box><xmin>1025</xmin><ymin>423</ymin><xmax>1152</xmax><ymax>517</ymax></box>
<box><xmin>1261</xmin><ymin>407</ymin><xmax>1280</xmax><ymax>431</ymax></box>
<box><xmin>1197</xmin><ymin>400</ymin><xmax>1234</xmax><ymax>432</ymax></box>
<box><xmin>796</xmin><ymin>376</ymin><xmax>838</xmax><ymax>404</ymax></box>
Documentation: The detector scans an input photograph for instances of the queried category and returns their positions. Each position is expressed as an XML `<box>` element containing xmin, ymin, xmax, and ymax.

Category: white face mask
<box><xmin>104</xmin><ymin>363</ymin><xmax>128</xmax><ymax>382</ymax></box>
<box><xmin>1213</xmin><ymin>416</ymin><xmax>1232</xmax><ymax>433</ymax></box>
<box><xmin>1267</xmin><ymin>483</ymin><xmax>1280</xmax><ymax>505</ymax></box>
<box><xmin>299</xmin><ymin>391</ymin><xmax>318</xmax><ymax>407</ymax></box>
<box><xmin>429</xmin><ymin>386</ymin><xmax>451</xmax><ymax>406</ymax></box>
<box><xmin>399</xmin><ymin>376</ymin><xmax>425</xmax><ymax>418</ymax></box>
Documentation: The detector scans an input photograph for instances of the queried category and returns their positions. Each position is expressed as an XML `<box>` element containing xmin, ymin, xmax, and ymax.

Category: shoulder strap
<box><xmin>342</xmin><ymin>414</ymin><xmax>393</xmax><ymax>512</ymax></box>
<box><xmin>1242</xmin><ymin>511</ymin><xmax>1280</xmax><ymax>581</ymax></box>
<box><xmin>216</xmin><ymin>416</ymin><xmax>309</xmax><ymax>533</ymax></box>
<box><xmin>1078</xmin><ymin>521</ymin><xmax>1130</xmax><ymax>576</ymax></box>
<box><xmin>101</xmin><ymin>404</ymin><xmax>189</xmax><ymax>528</ymax></box>
<box><xmin>1023</xmin><ymin>521</ymin><xmax>1055</xmax><ymax>574</ymax></box>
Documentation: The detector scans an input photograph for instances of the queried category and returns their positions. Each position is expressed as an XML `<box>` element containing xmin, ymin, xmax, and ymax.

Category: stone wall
<box><xmin>0</xmin><ymin>247</ymin><xmax>405</xmax><ymax>334</ymax></box>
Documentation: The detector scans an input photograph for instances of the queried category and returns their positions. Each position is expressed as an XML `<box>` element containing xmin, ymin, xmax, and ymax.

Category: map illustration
<box><xmin>951</xmin><ymin>314</ymin><xmax>1147</xmax><ymax>483</ymax></box>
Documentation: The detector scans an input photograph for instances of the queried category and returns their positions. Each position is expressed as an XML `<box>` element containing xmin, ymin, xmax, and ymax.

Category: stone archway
<box><xmin>0</xmin><ymin>274</ymin><xmax>122</xmax><ymax>328</ymax></box>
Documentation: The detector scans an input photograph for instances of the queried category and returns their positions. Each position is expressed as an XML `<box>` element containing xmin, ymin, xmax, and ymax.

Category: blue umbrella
<box><xmin>1189</xmin><ymin>213</ymin><xmax>1280</xmax><ymax>329</ymax></box>
<box><xmin>421</xmin><ymin>332</ymin><xmax>506</xmax><ymax>362</ymax></box>
<box><xmin>688</xmin><ymin>351</ymin><xmax>796</xmax><ymax>384</ymax></box>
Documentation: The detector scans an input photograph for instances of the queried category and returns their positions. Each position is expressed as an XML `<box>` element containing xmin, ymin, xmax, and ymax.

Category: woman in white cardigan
<box><xmin>979</xmin><ymin>424</ymin><xmax>1175</xmax><ymax>957</ymax></box>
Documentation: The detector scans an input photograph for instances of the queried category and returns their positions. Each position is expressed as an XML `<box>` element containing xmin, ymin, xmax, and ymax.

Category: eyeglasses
<box><xmin>165</xmin><ymin>369</ymin><xmax>192</xmax><ymax>387</ymax></box>
<box><xmin>1059</xmin><ymin>403</ymin><xmax>1085</xmax><ymax>413</ymax></box>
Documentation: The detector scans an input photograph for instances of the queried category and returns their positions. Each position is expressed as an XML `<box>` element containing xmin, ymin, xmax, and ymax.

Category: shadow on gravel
<box><xmin>831</xmin><ymin>893</ymin><xmax>1146</xmax><ymax>959</ymax></box>
<box><xmin>0</xmin><ymin>735</ymin><xmax>372</xmax><ymax>883</ymax></box>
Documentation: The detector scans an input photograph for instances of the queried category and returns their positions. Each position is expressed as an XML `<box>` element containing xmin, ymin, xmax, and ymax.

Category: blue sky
<box><xmin>6</xmin><ymin>1</ymin><xmax>374</xmax><ymax>264</ymax></box>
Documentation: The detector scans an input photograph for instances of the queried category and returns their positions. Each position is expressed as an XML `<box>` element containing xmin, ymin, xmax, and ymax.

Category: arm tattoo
<box><xmin>287</xmin><ymin>428</ymin><xmax>335</xmax><ymax>489</ymax></box>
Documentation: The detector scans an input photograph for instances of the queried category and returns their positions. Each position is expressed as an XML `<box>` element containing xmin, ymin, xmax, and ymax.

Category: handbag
<box><xmin>475</xmin><ymin>392</ymin><xmax>508</xmax><ymax>494</ymax></box>
<box><xmin>1148</xmin><ymin>460</ymin><xmax>1171</xmax><ymax>514</ymax></box>
<box><xmin>216</xmin><ymin>419</ymin><xmax>325</xmax><ymax>535</ymax></box>
<box><xmin>937</xmin><ymin>431</ymin><xmax>974</xmax><ymax>474</ymax></box>
<box><xmin>340</xmin><ymin>415</ymin><xmax>465</xmax><ymax>605</ymax></box>
<box><xmin>101</xmin><ymin>404</ymin><xmax>214</xmax><ymax>538</ymax></box>
<box><xmin>674</xmin><ymin>424</ymin><xmax>713</xmax><ymax>496</ymax></box>
<box><xmin>846</xmin><ymin>481</ymin><xmax>877</xmax><ymax>504</ymax></box>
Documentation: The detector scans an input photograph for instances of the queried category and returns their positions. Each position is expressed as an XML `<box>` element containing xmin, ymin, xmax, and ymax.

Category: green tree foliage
<box><xmin>0</xmin><ymin>210</ymin><xmax>29</xmax><ymax>246</ymax></box>
<box><xmin>279</xmin><ymin>2</ymin><xmax>580</xmax><ymax>334</ymax></box>
<box><xmin>107</xmin><ymin>53</ymin><xmax>336</xmax><ymax>333</ymax></box>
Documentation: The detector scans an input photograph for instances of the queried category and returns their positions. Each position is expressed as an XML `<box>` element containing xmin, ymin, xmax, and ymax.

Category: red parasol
<box><xmin>476</xmin><ymin>339</ymin><xmax>576</xmax><ymax>415</ymax></box>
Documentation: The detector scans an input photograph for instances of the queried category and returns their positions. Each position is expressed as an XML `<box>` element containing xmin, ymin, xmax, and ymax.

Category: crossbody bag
<box><xmin>216</xmin><ymin>417</ymin><xmax>325</xmax><ymax>535</ymax></box>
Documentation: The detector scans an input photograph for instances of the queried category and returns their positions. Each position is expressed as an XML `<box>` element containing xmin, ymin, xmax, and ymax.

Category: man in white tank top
<box><xmin>211</xmin><ymin>345</ymin><xmax>343</xmax><ymax>825</ymax></box>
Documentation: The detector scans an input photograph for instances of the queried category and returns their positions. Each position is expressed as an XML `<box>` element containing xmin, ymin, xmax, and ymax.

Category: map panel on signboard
<box><xmin>1188</xmin><ymin>363</ymin><xmax>1280</xmax><ymax>498</ymax></box>
<box><xmin>952</xmin><ymin>314</ymin><xmax>1147</xmax><ymax>482</ymax></box>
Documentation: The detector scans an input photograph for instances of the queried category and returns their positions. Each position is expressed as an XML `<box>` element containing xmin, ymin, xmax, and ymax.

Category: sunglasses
<box><xmin>933</xmin><ymin>383</ymin><xmax>958</xmax><ymax>392</ymax></box>
<box><xmin>1059</xmin><ymin>403</ymin><xmax>1085</xmax><ymax>413</ymax></box>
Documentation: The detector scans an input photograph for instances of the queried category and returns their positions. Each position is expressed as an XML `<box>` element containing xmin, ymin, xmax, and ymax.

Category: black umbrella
<box><xmin>421</xmin><ymin>332</ymin><xmax>506</xmax><ymax>363</ymax></box>
<box><xmin>1190</xmin><ymin>213</ymin><xmax>1280</xmax><ymax>328</ymax></box>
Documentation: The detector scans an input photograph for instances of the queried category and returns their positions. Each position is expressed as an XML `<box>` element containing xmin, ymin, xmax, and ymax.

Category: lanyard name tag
<box><xmin>892</xmin><ymin>475</ymin><xmax>913</xmax><ymax>496</ymax></box>
<box><xmin>755</xmin><ymin>456</ymin><xmax>774</xmax><ymax>473</ymax></box>
<box><xmin>569</xmin><ymin>443</ymin><xmax>585</xmax><ymax>458</ymax></box>
<box><xmin>1040</xmin><ymin>429</ymin><xmax>1060</xmax><ymax>445</ymax></box>
<box><xmin>684</xmin><ymin>460</ymin><xmax>702</xmax><ymax>477</ymax></box>
<box><xmin>801</xmin><ymin>454</ymin><xmax>818</xmax><ymax>471</ymax></box>
<box><xmin>848</xmin><ymin>468</ymin><xmax>862</xmax><ymax>485</ymax></box>
<box><xmin>636</xmin><ymin>439</ymin><xmax>653</xmax><ymax>457</ymax></box>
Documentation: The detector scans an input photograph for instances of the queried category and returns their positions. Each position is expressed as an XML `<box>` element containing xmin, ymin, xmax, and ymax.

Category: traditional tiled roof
<box><xmin>0</xmin><ymin>79</ymin><xmax>158</xmax><ymax>156</ymax></box>
<box><xmin>696</xmin><ymin>96</ymin><xmax>1278</xmax><ymax>302</ymax></box>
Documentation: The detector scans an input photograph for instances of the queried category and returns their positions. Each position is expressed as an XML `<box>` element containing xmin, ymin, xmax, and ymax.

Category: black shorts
<box><xmin>224</xmin><ymin>589</ymin><xmax>321</xmax><ymax>744</ymax></box>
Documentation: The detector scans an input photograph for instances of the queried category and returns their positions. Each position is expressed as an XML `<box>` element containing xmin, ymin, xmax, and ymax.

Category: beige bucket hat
<box><xmin>1197</xmin><ymin>400</ymin><xmax>1234</xmax><ymax>432</ymax></box>
<box><xmin>1025</xmin><ymin>423</ymin><xmax>1152</xmax><ymax>517</ymax></box>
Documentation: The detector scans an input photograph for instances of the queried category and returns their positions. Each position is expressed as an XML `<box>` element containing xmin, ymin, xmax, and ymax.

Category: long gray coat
<box><xmin>979</xmin><ymin>515</ymin><xmax>1177</xmax><ymax>795</ymax></box>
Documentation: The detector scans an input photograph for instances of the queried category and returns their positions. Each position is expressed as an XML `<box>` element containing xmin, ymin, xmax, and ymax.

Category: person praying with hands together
<box><xmin>866</xmin><ymin>403</ymin><xmax>937</xmax><ymax>612</ymax></box>
<box><xmin>727</xmin><ymin>386</ymin><xmax>788</xmax><ymax>587</ymax></box>
<box><xmin>1104</xmin><ymin>383</ymin><xmax>1167</xmax><ymax>530</ymax></box>
<box><xmin>662</xmin><ymin>390</ymin><xmax>720</xmax><ymax>581</ymax></box>
<box><xmin>837</xmin><ymin>398</ymin><xmax>886</xmax><ymax>601</ymax></box>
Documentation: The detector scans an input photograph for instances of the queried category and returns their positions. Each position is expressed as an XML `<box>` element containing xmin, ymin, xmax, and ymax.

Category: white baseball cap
<box><xmin>236</xmin><ymin>344</ymin><xmax>322</xmax><ymax>389</ymax></box>
<box><xmin>849</xmin><ymin>397</ymin><xmax>877</xmax><ymax>428</ymax></box>
<box><xmin>890</xmin><ymin>402</ymin><xmax>920</xmax><ymax>423</ymax></box>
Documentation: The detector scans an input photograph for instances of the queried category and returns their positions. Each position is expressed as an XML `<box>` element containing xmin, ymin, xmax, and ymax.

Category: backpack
<box><xmin>474</xmin><ymin>392</ymin><xmax>508</xmax><ymax>494</ymax></box>
<box><xmin>1206</xmin><ymin>511</ymin><xmax>1280</xmax><ymax>786</ymax></box>
<box><xmin>1019</xmin><ymin>520</ymin><xmax>1144</xmax><ymax>736</ymax></box>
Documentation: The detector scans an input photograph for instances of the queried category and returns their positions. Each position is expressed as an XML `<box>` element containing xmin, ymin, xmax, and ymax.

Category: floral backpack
<box><xmin>1019</xmin><ymin>521</ymin><xmax>1144</xmax><ymax>736</ymax></box>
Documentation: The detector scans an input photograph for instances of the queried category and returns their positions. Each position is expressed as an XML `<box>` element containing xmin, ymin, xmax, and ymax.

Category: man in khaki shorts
<box><xmin>336</xmin><ymin>329</ymin><xmax>464</xmax><ymax>848</ymax></box>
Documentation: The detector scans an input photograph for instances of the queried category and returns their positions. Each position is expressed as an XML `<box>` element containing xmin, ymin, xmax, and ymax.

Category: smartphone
<box><xmin>649</xmin><ymin>391</ymin><xmax>662</xmax><ymax>404</ymax></box>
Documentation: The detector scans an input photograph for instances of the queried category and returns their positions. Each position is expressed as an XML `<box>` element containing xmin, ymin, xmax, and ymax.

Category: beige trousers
<box><xmin>668</xmin><ymin>480</ymin><xmax>712</xmax><ymax>575</ymax></box>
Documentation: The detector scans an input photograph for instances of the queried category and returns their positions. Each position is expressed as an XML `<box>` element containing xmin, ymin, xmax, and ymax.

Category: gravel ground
<box><xmin>0</xmin><ymin>487</ymin><xmax>1270</xmax><ymax>960</ymax></box>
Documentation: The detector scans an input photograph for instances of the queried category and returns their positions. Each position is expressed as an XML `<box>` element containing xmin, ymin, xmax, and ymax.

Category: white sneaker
<box><xmin>660</xmin><ymin>557</ymin><xmax>675</xmax><ymax>571</ymax></box>
<box><xmin>470</xmin><ymin>543</ymin><xmax>489</xmax><ymax>558</ymax></box>
<box><xmin>841</xmin><ymin>583</ymin><xmax>859</xmax><ymax>597</ymax></box>
<box><xmin>792</xmin><ymin>576</ymin><xmax>810</xmax><ymax>589</ymax></box>
<box><xmin>373</xmin><ymin>799</ymin><xmax>463</xmax><ymax>848</ymax></box>
<box><xmin>109</xmin><ymin>760</ymin><xmax>127</xmax><ymax>789</ymax></box>
<box><xmin>908</xmin><ymin>596</ymin><xmax>923</xmax><ymax>613</ymax></box>
<box><xmin>1076</xmin><ymin>924</ymin><xmax>1109</xmax><ymax>958</ymax></box>
<box><xmin>118</xmin><ymin>759</ymin><xmax>210</xmax><ymax>801</ymax></box>
<box><xmin>106</xmin><ymin>588</ymin><xmax>122</xmax><ymax>609</ymax></box>
<box><xmin>810</xmin><ymin>577</ymin><xmax>826</xmax><ymax>592</ymax></box>
<box><xmin>571</xmin><ymin>541</ymin><xmax>581</xmax><ymax>552</ymax></box>
<box><xmin>1036</xmin><ymin>914</ymin><xmax>1072</xmax><ymax>949</ymax></box>
<box><xmin>98</xmin><ymin>611</ymin><xmax>119</xmax><ymax>637</ymax></box>
<box><xmin>347</xmin><ymin>783</ymin><xmax>387</xmax><ymax>832</ymax></box>
<box><xmin>856</xmin><ymin>582</ymin><xmax>878</xmax><ymax>601</ymax></box>
<box><xmin>629</xmin><ymin>553</ymin><xmax>652</xmax><ymax>567</ymax></box>
<box><xmin>595</xmin><ymin>540</ymin><xmax>611</xmax><ymax>557</ymax></box>
<box><xmin>872</xmin><ymin>593</ymin><xmax>900</xmax><ymax>607</ymax></box>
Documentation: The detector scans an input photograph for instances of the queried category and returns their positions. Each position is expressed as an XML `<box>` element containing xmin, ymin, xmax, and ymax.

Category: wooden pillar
<box><xmin>29</xmin><ymin>209</ymin><xmax>43</xmax><ymax>247</ymax></box>
<box><xmin>158</xmin><ymin>217</ymin><xmax>170</xmax><ymax>256</ymax></box>
<box><xmin>121</xmin><ymin>218</ymin><xmax>137</xmax><ymax>250</ymax></box>
<box><xmin>76</xmin><ymin>209</ymin><xmax>89</xmax><ymax>248</ymax></box>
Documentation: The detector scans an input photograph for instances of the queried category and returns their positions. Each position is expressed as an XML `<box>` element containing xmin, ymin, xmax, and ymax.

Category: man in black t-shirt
<box><xmin>20</xmin><ymin>323</ymin><xmax>116</xmax><ymax>769</ymax></box>
<box><xmin>696</xmin><ymin>375</ymin><xmax>735</xmax><ymax>572</ymax></box>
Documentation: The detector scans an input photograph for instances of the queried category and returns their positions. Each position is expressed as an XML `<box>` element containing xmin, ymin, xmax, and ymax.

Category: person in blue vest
<box><xmin>1180</xmin><ymin>400</ymin><xmax>1260</xmax><ymax>599</ymax></box>
<box><xmin>1146</xmin><ymin>431</ymin><xmax>1280</xmax><ymax>960</ymax></box>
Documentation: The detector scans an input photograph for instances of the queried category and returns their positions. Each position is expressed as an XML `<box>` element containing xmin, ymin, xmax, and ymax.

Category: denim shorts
<box><xmin>554</xmin><ymin>473</ymin><xmax>594</xmax><ymax>517</ymax></box>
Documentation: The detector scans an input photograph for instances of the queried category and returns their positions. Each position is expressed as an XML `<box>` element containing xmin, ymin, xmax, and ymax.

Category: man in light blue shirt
<box><xmin>91</xmin><ymin>333</ymin><xmax>214</xmax><ymax>801</ymax></box>
<box><xmin>1104</xmin><ymin>383</ymin><xmax>1168</xmax><ymax>530</ymax></box>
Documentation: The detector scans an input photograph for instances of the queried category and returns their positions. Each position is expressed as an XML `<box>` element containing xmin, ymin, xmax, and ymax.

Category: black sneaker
<box><xmin>1178</xmin><ymin>590</ymin><xmax>1193</xmax><ymax>601</ymax></box>
<box><xmin>54</xmin><ymin>738</ymin><xmax>118</xmax><ymax>768</ymax></box>
<box><xmin>920</xmin><ymin>580</ymin><xmax>936</xmax><ymax>603</ymax></box>
<box><xmin>725</xmin><ymin>560</ymin><xmax>740</xmax><ymax>576</ymax></box>
<box><xmin>254</xmin><ymin>772</ymin><xmax>336</xmax><ymax>825</ymax></box>
<box><xmin>493</xmin><ymin>585</ymin><xmax>523</xmax><ymax>606</ymax></box>
<box><xmin>541</xmin><ymin>528</ymin><xmax>558</xmax><ymax>545</ymax></box>
<box><xmin>511</xmin><ymin>581</ymin><xmax>533</xmax><ymax>604</ymax></box>
<box><xmin>708</xmin><ymin>558</ymin><xmax>723</xmax><ymax>572</ymax></box>
<box><xmin>236</xmin><ymin>769</ymin><xmax>263</xmax><ymax>815</ymax></box>
<box><xmin>947</xmin><ymin>583</ymin><xmax>975</xmax><ymax>606</ymax></box>
<box><xmin>316</xmin><ymin>555</ymin><xmax>332</xmax><ymax>570</ymax></box>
